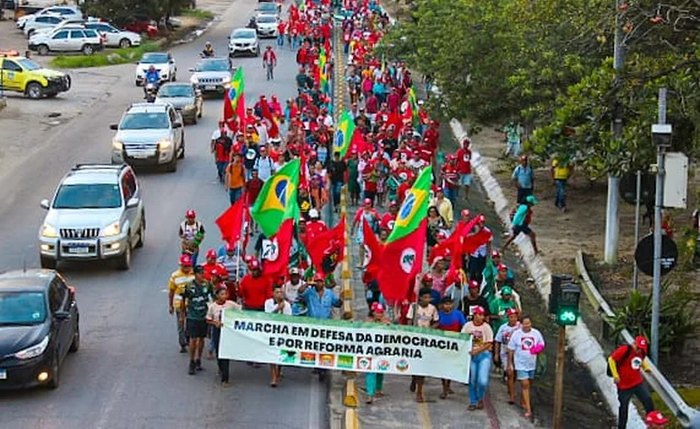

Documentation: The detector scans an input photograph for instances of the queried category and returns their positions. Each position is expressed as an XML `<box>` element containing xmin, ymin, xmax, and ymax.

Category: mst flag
<box><xmin>387</xmin><ymin>166</ymin><xmax>432</xmax><ymax>242</ymax></box>
<box><xmin>215</xmin><ymin>196</ymin><xmax>246</xmax><ymax>245</ymax></box>
<box><xmin>362</xmin><ymin>218</ymin><xmax>383</xmax><ymax>278</ymax></box>
<box><xmin>261</xmin><ymin>219</ymin><xmax>294</xmax><ymax>278</ymax></box>
<box><xmin>379</xmin><ymin>220</ymin><xmax>427</xmax><ymax>302</ymax></box>
<box><xmin>307</xmin><ymin>216</ymin><xmax>345</xmax><ymax>274</ymax></box>
<box><xmin>333</xmin><ymin>111</ymin><xmax>356</xmax><ymax>158</ymax></box>
<box><xmin>250</xmin><ymin>159</ymin><xmax>300</xmax><ymax>237</ymax></box>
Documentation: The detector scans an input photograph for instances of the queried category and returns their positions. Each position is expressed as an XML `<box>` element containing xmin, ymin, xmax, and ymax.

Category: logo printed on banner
<box><xmin>400</xmin><ymin>248</ymin><xmax>417</xmax><ymax>273</ymax></box>
<box><xmin>377</xmin><ymin>360</ymin><xmax>390</xmax><ymax>371</ymax></box>
<box><xmin>300</xmin><ymin>352</ymin><xmax>316</xmax><ymax>365</ymax></box>
<box><xmin>279</xmin><ymin>350</ymin><xmax>297</xmax><ymax>364</ymax></box>
<box><xmin>357</xmin><ymin>356</ymin><xmax>372</xmax><ymax>370</ymax></box>
<box><xmin>261</xmin><ymin>238</ymin><xmax>279</xmax><ymax>261</ymax></box>
<box><xmin>337</xmin><ymin>355</ymin><xmax>354</xmax><ymax>369</ymax></box>
<box><xmin>396</xmin><ymin>359</ymin><xmax>409</xmax><ymax>372</ymax></box>
<box><xmin>319</xmin><ymin>354</ymin><xmax>335</xmax><ymax>367</ymax></box>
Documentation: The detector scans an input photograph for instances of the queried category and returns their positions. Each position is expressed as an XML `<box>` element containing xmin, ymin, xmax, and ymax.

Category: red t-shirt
<box><xmin>455</xmin><ymin>148</ymin><xmax>472</xmax><ymax>174</ymax></box>
<box><xmin>380</xmin><ymin>212</ymin><xmax>396</xmax><ymax>231</ymax></box>
<box><xmin>239</xmin><ymin>275</ymin><xmax>273</xmax><ymax>309</ymax></box>
<box><xmin>442</xmin><ymin>164</ymin><xmax>459</xmax><ymax>189</ymax></box>
<box><xmin>246</xmin><ymin>178</ymin><xmax>264</xmax><ymax>205</ymax></box>
<box><xmin>611</xmin><ymin>345</ymin><xmax>646</xmax><ymax>390</ymax></box>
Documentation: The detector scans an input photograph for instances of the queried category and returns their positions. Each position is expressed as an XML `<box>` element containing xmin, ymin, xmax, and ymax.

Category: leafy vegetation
<box><xmin>651</xmin><ymin>388</ymin><xmax>700</xmax><ymax>429</ymax></box>
<box><xmin>50</xmin><ymin>42</ymin><xmax>161</xmax><ymax>69</ymax></box>
<box><xmin>383</xmin><ymin>0</ymin><xmax>700</xmax><ymax>179</ymax></box>
<box><xmin>82</xmin><ymin>0</ymin><xmax>193</xmax><ymax>29</ymax></box>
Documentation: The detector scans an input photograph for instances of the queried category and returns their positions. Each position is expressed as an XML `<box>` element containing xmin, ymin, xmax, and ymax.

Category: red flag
<box><xmin>362</xmin><ymin>218</ymin><xmax>383</xmax><ymax>278</ymax></box>
<box><xmin>223</xmin><ymin>90</ymin><xmax>236</xmax><ymax>132</ymax></box>
<box><xmin>215</xmin><ymin>197</ymin><xmax>245</xmax><ymax>245</ymax></box>
<box><xmin>299</xmin><ymin>150</ymin><xmax>309</xmax><ymax>190</ymax></box>
<box><xmin>378</xmin><ymin>219</ymin><xmax>426</xmax><ymax>302</ymax></box>
<box><xmin>260</xmin><ymin>98</ymin><xmax>280</xmax><ymax>139</ymax></box>
<box><xmin>462</xmin><ymin>227</ymin><xmax>493</xmax><ymax>255</ymax></box>
<box><xmin>346</xmin><ymin>129</ymin><xmax>373</xmax><ymax>158</ymax></box>
<box><xmin>386</xmin><ymin>110</ymin><xmax>403</xmax><ymax>133</ymax></box>
<box><xmin>307</xmin><ymin>216</ymin><xmax>346</xmax><ymax>274</ymax></box>
<box><xmin>261</xmin><ymin>218</ymin><xmax>294</xmax><ymax>278</ymax></box>
<box><xmin>236</xmin><ymin>92</ymin><xmax>246</xmax><ymax>127</ymax></box>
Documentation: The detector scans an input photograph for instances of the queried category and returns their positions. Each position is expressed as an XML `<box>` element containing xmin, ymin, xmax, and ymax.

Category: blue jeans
<box><xmin>277</xmin><ymin>34</ymin><xmax>284</xmax><ymax>46</ymax></box>
<box><xmin>331</xmin><ymin>181</ymin><xmax>343</xmax><ymax>206</ymax></box>
<box><xmin>469</xmin><ymin>351</ymin><xmax>492</xmax><ymax>405</ymax></box>
<box><xmin>229</xmin><ymin>187</ymin><xmax>243</xmax><ymax>205</ymax></box>
<box><xmin>216</xmin><ymin>161</ymin><xmax>227</xmax><ymax>182</ymax></box>
<box><xmin>365</xmin><ymin>373</ymin><xmax>384</xmax><ymax>397</ymax></box>
<box><xmin>444</xmin><ymin>187</ymin><xmax>457</xmax><ymax>207</ymax></box>
<box><xmin>555</xmin><ymin>179</ymin><xmax>567</xmax><ymax>209</ymax></box>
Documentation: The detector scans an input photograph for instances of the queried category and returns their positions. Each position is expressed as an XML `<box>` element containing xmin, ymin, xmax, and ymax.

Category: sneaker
<box><xmin>179</xmin><ymin>345</ymin><xmax>187</xmax><ymax>353</ymax></box>
<box><xmin>188</xmin><ymin>361</ymin><xmax>196</xmax><ymax>375</ymax></box>
<box><xmin>196</xmin><ymin>359</ymin><xmax>203</xmax><ymax>371</ymax></box>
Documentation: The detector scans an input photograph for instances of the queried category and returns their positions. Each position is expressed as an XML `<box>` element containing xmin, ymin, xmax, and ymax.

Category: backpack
<box><xmin>606</xmin><ymin>345</ymin><xmax>633</xmax><ymax>377</ymax></box>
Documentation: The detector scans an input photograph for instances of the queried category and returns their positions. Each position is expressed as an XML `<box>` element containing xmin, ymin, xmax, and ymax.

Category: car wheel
<box><xmin>171</xmin><ymin>73</ymin><xmax>176</xmax><ymax>82</ymax></box>
<box><xmin>118</xmin><ymin>38</ymin><xmax>131</xmax><ymax>49</ymax></box>
<box><xmin>40</xmin><ymin>255</ymin><xmax>56</xmax><ymax>269</ymax></box>
<box><xmin>116</xmin><ymin>239</ymin><xmax>131</xmax><ymax>270</ymax></box>
<box><xmin>48</xmin><ymin>352</ymin><xmax>60</xmax><ymax>389</ymax></box>
<box><xmin>82</xmin><ymin>44</ymin><xmax>94</xmax><ymax>55</ymax></box>
<box><xmin>135</xmin><ymin>217</ymin><xmax>145</xmax><ymax>248</ymax></box>
<box><xmin>166</xmin><ymin>154</ymin><xmax>178</xmax><ymax>172</ymax></box>
<box><xmin>69</xmin><ymin>322</ymin><xmax>80</xmax><ymax>353</ymax></box>
<box><xmin>37</xmin><ymin>44</ymin><xmax>49</xmax><ymax>56</ymax></box>
<box><xmin>26</xmin><ymin>82</ymin><xmax>43</xmax><ymax>99</ymax></box>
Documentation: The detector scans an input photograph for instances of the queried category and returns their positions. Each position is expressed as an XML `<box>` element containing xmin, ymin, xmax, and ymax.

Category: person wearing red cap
<box><xmin>507</xmin><ymin>315</ymin><xmax>545</xmax><ymax>419</ymax></box>
<box><xmin>379</xmin><ymin>199</ymin><xmax>399</xmax><ymax>231</ymax></box>
<box><xmin>407</xmin><ymin>287</ymin><xmax>439</xmax><ymax>402</ymax></box>
<box><xmin>608</xmin><ymin>336</ymin><xmax>655</xmax><ymax>429</ymax></box>
<box><xmin>462</xmin><ymin>305</ymin><xmax>494</xmax><ymax>410</ymax></box>
<box><xmin>441</xmin><ymin>154</ymin><xmax>460</xmax><ymax>206</ymax></box>
<box><xmin>645</xmin><ymin>411</ymin><xmax>669</xmax><ymax>428</ymax></box>
<box><xmin>202</xmin><ymin>248</ymin><xmax>226</xmax><ymax>282</ymax></box>
<box><xmin>364</xmin><ymin>301</ymin><xmax>390</xmax><ymax>404</ymax></box>
<box><xmin>168</xmin><ymin>254</ymin><xmax>195</xmax><ymax>353</ymax></box>
<box><xmin>238</xmin><ymin>260</ymin><xmax>273</xmax><ymax>312</ymax></box>
<box><xmin>494</xmin><ymin>308</ymin><xmax>521</xmax><ymax>404</ymax></box>
<box><xmin>455</xmin><ymin>137</ymin><xmax>473</xmax><ymax>200</ymax></box>
<box><xmin>462</xmin><ymin>280</ymin><xmax>491</xmax><ymax>321</ymax></box>
<box><xmin>179</xmin><ymin>210</ymin><xmax>205</xmax><ymax>265</ymax></box>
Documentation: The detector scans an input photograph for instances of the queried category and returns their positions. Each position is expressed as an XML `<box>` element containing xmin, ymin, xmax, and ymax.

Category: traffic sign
<box><xmin>634</xmin><ymin>234</ymin><xmax>678</xmax><ymax>277</ymax></box>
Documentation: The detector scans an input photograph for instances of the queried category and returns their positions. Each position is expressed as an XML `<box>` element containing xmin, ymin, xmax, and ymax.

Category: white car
<box><xmin>255</xmin><ymin>14</ymin><xmax>278</xmax><ymax>38</ymax></box>
<box><xmin>29</xmin><ymin>28</ymin><xmax>104</xmax><ymax>55</ymax></box>
<box><xmin>135</xmin><ymin>52</ymin><xmax>177</xmax><ymax>86</ymax></box>
<box><xmin>23</xmin><ymin>15</ymin><xmax>66</xmax><ymax>38</ymax></box>
<box><xmin>29</xmin><ymin>17</ymin><xmax>99</xmax><ymax>38</ymax></box>
<box><xmin>16</xmin><ymin>6</ymin><xmax>81</xmax><ymax>30</ymax></box>
<box><xmin>85</xmin><ymin>22</ymin><xmax>141</xmax><ymax>48</ymax></box>
<box><xmin>228</xmin><ymin>28</ymin><xmax>259</xmax><ymax>57</ymax></box>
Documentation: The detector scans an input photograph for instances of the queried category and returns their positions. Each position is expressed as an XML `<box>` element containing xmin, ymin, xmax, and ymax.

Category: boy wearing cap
<box><xmin>365</xmin><ymin>302</ymin><xmax>391</xmax><ymax>404</ymax></box>
<box><xmin>461</xmin><ymin>305</ymin><xmax>494</xmax><ymax>410</ymax></box>
<box><xmin>608</xmin><ymin>336</ymin><xmax>655</xmax><ymax>429</ymax></box>
<box><xmin>502</xmin><ymin>195</ymin><xmax>539</xmax><ymax>254</ymax></box>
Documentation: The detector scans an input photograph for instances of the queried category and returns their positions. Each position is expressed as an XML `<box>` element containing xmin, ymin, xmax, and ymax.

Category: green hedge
<box><xmin>49</xmin><ymin>42</ymin><xmax>162</xmax><ymax>69</ymax></box>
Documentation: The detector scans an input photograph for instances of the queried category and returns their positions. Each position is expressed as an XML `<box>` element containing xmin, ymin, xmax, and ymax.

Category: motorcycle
<box><xmin>144</xmin><ymin>81</ymin><xmax>159</xmax><ymax>102</ymax></box>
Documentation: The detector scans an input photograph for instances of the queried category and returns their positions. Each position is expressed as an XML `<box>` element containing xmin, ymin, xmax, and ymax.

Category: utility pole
<box><xmin>552</xmin><ymin>325</ymin><xmax>567</xmax><ymax>429</ymax></box>
<box><xmin>604</xmin><ymin>0</ymin><xmax>626</xmax><ymax>264</ymax></box>
<box><xmin>650</xmin><ymin>87</ymin><xmax>668</xmax><ymax>364</ymax></box>
<box><xmin>632</xmin><ymin>170</ymin><xmax>641</xmax><ymax>289</ymax></box>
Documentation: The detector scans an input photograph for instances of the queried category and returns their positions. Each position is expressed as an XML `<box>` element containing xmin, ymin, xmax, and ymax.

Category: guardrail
<box><xmin>575</xmin><ymin>250</ymin><xmax>698</xmax><ymax>427</ymax></box>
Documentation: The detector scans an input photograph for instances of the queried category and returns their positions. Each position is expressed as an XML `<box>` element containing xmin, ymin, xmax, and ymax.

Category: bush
<box><xmin>49</xmin><ymin>42</ymin><xmax>162</xmax><ymax>69</ymax></box>
<box><xmin>180</xmin><ymin>8</ymin><xmax>214</xmax><ymax>20</ymax></box>
<box><xmin>609</xmin><ymin>281</ymin><xmax>698</xmax><ymax>356</ymax></box>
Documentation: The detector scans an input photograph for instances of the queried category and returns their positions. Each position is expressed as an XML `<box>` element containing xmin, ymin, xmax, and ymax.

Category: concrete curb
<box><xmin>449</xmin><ymin>119</ymin><xmax>646</xmax><ymax>429</ymax></box>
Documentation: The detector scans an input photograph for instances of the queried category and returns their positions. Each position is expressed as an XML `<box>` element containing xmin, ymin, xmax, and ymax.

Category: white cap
<box><xmin>309</xmin><ymin>208</ymin><xmax>319</xmax><ymax>218</ymax></box>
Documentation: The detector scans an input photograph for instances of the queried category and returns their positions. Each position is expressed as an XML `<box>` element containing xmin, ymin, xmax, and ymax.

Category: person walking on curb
<box><xmin>365</xmin><ymin>302</ymin><xmax>390</xmax><ymax>404</ymax></box>
<box><xmin>551</xmin><ymin>156</ymin><xmax>573</xmax><ymax>212</ymax></box>
<box><xmin>507</xmin><ymin>315</ymin><xmax>545</xmax><ymax>419</ymax></box>
<box><xmin>461</xmin><ymin>305</ymin><xmax>494</xmax><ymax>411</ymax></box>
<box><xmin>608</xmin><ymin>336</ymin><xmax>655</xmax><ymax>429</ymax></box>
<box><xmin>206</xmin><ymin>286</ymin><xmax>240</xmax><ymax>387</ymax></box>
<box><xmin>502</xmin><ymin>195</ymin><xmax>539</xmax><ymax>254</ymax></box>
<box><xmin>511</xmin><ymin>155</ymin><xmax>534</xmax><ymax>204</ymax></box>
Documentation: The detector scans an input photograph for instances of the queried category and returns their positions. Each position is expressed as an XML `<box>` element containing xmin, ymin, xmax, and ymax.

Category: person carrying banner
<box><xmin>206</xmin><ymin>286</ymin><xmax>240</xmax><ymax>386</ymax></box>
<box><xmin>365</xmin><ymin>302</ymin><xmax>391</xmax><ymax>404</ymax></box>
<box><xmin>265</xmin><ymin>285</ymin><xmax>292</xmax><ymax>387</ymax></box>
<box><xmin>437</xmin><ymin>296</ymin><xmax>466</xmax><ymax>400</ymax></box>
<box><xmin>406</xmin><ymin>287</ymin><xmax>439</xmax><ymax>402</ymax></box>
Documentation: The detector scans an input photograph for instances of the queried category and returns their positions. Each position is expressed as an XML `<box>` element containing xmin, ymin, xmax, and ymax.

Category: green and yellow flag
<box><xmin>319</xmin><ymin>48</ymin><xmax>328</xmax><ymax>94</ymax></box>
<box><xmin>333</xmin><ymin>110</ymin><xmax>355</xmax><ymax>158</ymax></box>
<box><xmin>387</xmin><ymin>166</ymin><xmax>432</xmax><ymax>243</ymax></box>
<box><xmin>250</xmin><ymin>159</ymin><xmax>300</xmax><ymax>237</ymax></box>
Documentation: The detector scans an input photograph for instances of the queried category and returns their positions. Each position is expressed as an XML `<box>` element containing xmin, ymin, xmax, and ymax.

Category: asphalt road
<box><xmin>0</xmin><ymin>1</ymin><xmax>330</xmax><ymax>428</ymax></box>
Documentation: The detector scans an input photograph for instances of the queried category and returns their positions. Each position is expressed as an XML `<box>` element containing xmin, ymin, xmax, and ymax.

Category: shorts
<box><xmin>459</xmin><ymin>174</ymin><xmax>472</xmax><ymax>186</ymax></box>
<box><xmin>186</xmin><ymin>319</ymin><xmax>208</xmax><ymax>338</ymax></box>
<box><xmin>516</xmin><ymin>369</ymin><xmax>536</xmax><ymax>380</ymax></box>
<box><xmin>513</xmin><ymin>224</ymin><xmax>532</xmax><ymax>236</ymax></box>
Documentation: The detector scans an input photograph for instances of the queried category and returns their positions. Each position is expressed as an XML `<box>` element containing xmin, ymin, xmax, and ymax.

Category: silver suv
<box><xmin>38</xmin><ymin>164</ymin><xmax>146</xmax><ymax>270</ymax></box>
<box><xmin>110</xmin><ymin>103</ymin><xmax>185</xmax><ymax>172</ymax></box>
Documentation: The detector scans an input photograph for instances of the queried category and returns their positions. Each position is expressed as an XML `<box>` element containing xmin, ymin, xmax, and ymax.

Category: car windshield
<box><xmin>16</xmin><ymin>58</ymin><xmax>42</xmax><ymax>71</ymax></box>
<box><xmin>53</xmin><ymin>183</ymin><xmax>122</xmax><ymax>209</ymax></box>
<box><xmin>257</xmin><ymin>15</ymin><xmax>276</xmax><ymax>23</ymax></box>
<box><xmin>196</xmin><ymin>60</ymin><xmax>229</xmax><ymax>71</ymax></box>
<box><xmin>120</xmin><ymin>112</ymin><xmax>170</xmax><ymax>130</ymax></box>
<box><xmin>0</xmin><ymin>292</ymin><xmax>47</xmax><ymax>325</ymax></box>
<box><xmin>258</xmin><ymin>3</ymin><xmax>277</xmax><ymax>12</ymax></box>
<box><xmin>140</xmin><ymin>53</ymin><xmax>169</xmax><ymax>64</ymax></box>
<box><xmin>232</xmin><ymin>29</ymin><xmax>255</xmax><ymax>39</ymax></box>
<box><xmin>158</xmin><ymin>85</ymin><xmax>193</xmax><ymax>97</ymax></box>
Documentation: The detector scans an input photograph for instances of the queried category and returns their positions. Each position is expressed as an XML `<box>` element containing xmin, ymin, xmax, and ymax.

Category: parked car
<box><xmin>189</xmin><ymin>57</ymin><xmax>232</xmax><ymax>95</ymax></box>
<box><xmin>84</xmin><ymin>22</ymin><xmax>141</xmax><ymax>48</ymax></box>
<box><xmin>0</xmin><ymin>54</ymin><xmax>71</xmax><ymax>99</ymax></box>
<box><xmin>228</xmin><ymin>28</ymin><xmax>259</xmax><ymax>57</ymax></box>
<box><xmin>16</xmin><ymin>6</ymin><xmax>81</xmax><ymax>30</ymax></box>
<box><xmin>120</xmin><ymin>16</ymin><xmax>158</xmax><ymax>38</ymax></box>
<box><xmin>256</xmin><ymin>2</ymin><xmax>279</xmax><ymax>17</ymax></box>
<box><xmin>0</xmin><ymin>269</ymin><xmax>80</xmax><ymax>389</ymax></box>
<box><xmin>29</xmin><ymin>27</ymin><xmax>103</xmax><ymax>56</ymax></box>
<box><xmin>110</xmin><ymin>103</ymin><xmax>185</xmax><ymax>172</ymax></box>
<box><xmin>135</xmin><ymin>51</ymin><xmax>177</xmax><ymax>86</ymax></box>
<box><xmin>38</xmin><ymin>164</ymin><xmax>146</xmax><ymax>270</ymax></box>
<box><xmin>155</xmin><ymin>83</ymin><xmax>203</xmax><ymax>125</ymax></box>
<box><xmin>22</xmin><ymin>14</ymin><xmax>65</xmax><ymax>38</ymax></box>
<box><xmin>255</xmin><ymin>13</ymin><xmax>278</xmax><ymax>38</ymax></box>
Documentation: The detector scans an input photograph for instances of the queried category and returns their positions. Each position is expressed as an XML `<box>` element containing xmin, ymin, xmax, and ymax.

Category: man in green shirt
<box><xmin>180</xmin><ymin>266</ymin><xmax>213</xmax><ymax>375</ymax></box>
<box><xmin>489</xmin><ymin>286</ymin><xmax>518</xmax><ymax>333</ymax></box>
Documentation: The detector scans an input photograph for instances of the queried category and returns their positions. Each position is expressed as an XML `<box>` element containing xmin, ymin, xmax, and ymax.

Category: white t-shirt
<box><xmin>264</xmin><ymin>298</ymin><xmax>292</xmax><ymax>315</ymax></box>
<box><xmin>495</xmin><ymin>322</ymin><xmax>521</xmax><ymax>363</ymax></box>
<box><xmin>283</xmin><ymin>280</ymin><xmax>303</xmax><ymax>303</ymax></box>
<box><xmin>507</xmin><ymin>328</ymin><xmax>545</xmax><ymax>371</ymax></box>
<box><xmin>206</xmin><ymin>300</ymin><xmax>241</xmax><ymax>323</ymax></box>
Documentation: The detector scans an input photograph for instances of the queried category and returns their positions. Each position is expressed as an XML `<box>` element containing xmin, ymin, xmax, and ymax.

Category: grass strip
<box><xmin>49</xmin><ymin>41</ymin><xmax>162</xmax><ymax>69</ymax></box>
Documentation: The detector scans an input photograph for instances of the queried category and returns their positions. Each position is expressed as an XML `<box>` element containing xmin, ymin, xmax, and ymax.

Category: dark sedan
<box><xmin>0</xmin><ymin>269</ymin><xmax>79</xmax><ymax>389</ymax></box>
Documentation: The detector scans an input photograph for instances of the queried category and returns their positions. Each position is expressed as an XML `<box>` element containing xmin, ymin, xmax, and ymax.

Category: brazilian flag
<box><xmin>333</xmin><ymin>110</ymin><xmax>355</xmax><ymax>158</ymax></box>
<box><xmin>250</xmin><ymin>159</ymin><xmax>300</xmax><ymax>237</ymax></box>
<box><xmin>387</xmin><ymin>166</ymin><xmax>432</xmax><ymax>243</ymax></box>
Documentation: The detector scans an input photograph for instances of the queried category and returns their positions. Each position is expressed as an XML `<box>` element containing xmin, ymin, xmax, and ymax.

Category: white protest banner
<box><xmin>220</xmin><ymin>309</ymin><xmax>472</xmax><ymax>383</ymax></box>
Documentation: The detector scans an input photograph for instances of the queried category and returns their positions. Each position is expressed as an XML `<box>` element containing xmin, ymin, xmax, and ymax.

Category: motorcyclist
<box><xmin>145</xmin><ymin>65</ymin><xmax>160</xmax><ymax>85</ymax></box>
<box><xmin>202</xmin><ymin>41</ymin><xmax>215</xmax><ymax>57</ymax></box>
